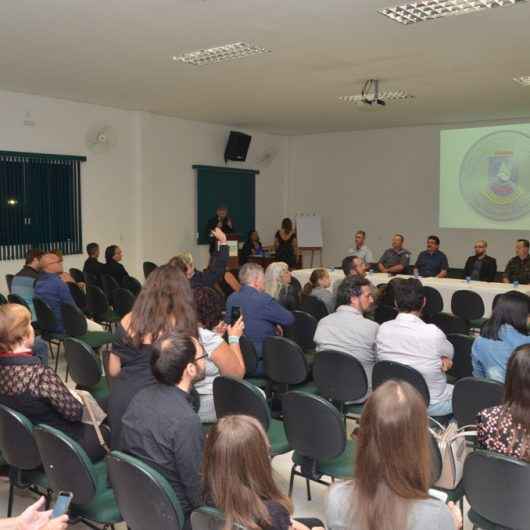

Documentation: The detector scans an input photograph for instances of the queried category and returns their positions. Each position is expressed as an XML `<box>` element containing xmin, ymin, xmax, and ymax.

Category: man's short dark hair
<box><xmin>395</xmin><ymin>234</ymin><xmax>404</xmax><ymax>242</ymax></box>
<box><xmin>86</xmin><ymin>242</ymin><xmax>99</xmax><ymax>256</ymax></box>
<box><xmin>336</xmin><ymin>275</ymin><xmax>371</xmax><ymax>307</ymax></box>
<box><xmin>151</xmin><ymin>333</ymin><xmax>196</xmax><ymax>385</ymax></box>
<box><xmin>393</xmin><ymin>278</ymin><xmax>424</xmax><ymax>312</ymax></box>
<box><xmin>517</xmin><ymin>239</ymin><xmax>530</xmax><ymax>249</ymax></box>
<box><xmin>24</xmin><ymin>249</ymin><xmax>43</xmax><ymax>265</ymax></box>
<box><xmin>341</xmin><ymin>256</ymin><xmax>354</xmax><ymax>276</ymax></box>
<box><xmin>428</xmin><ymin>235</ymin><xmax>440</xmax><ymax>246</ymax></box>
<box><xmin>356</xmin><ymin>230</ymin><xmax>366</xmax><ymax>238</ymax></box>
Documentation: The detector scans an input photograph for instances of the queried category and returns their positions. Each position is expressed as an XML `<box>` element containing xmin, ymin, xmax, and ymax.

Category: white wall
<box><xmin>287</xmin><ymin>122</ymin><xmax>528</xmax><ymax>270</ymax></box>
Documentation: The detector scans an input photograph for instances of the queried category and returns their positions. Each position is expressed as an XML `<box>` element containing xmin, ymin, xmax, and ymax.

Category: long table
<box><xmin>292</xmin><ymin>269</ymin><xmax>530</xmax><ymax>318</ymax></box>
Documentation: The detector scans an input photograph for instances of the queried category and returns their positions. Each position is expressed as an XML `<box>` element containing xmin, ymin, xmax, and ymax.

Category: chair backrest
<box><xmin>84</xmin><ymin>272</ymin><xmax>99</xmax><ymax>286</ymax></box>
<box><xmin>121</xmin><ymin>275</ymin><xmax>142</xmax><ymax>296</ymax></box>
<box><xmin>452</xmin><ymin>377</ymin><xmax>504</xmax><ymax>427</ymax></box>
<box><xmin>113</xmin><ymin>288</ymin><xmax>135</xmax><ymax>318</ymax></box>
<box><xmin>143</xmin><ymin>261</ymin><xmax>157</xmax><ymax>280</ymax></box>
<box><xmin>451</xmin><ymin>290</ymin><xmax>485</xmax><ymax>321</ymax></box>
<box><xmin>422</xmin><ymin>286</ymin><xmax>444</xmax><ymax>317</ymax></box>
<box><xmin>33</xmin><ymin>296</ymin><xmax>60</xmax><ymax>333</ymax></box>
<box><xmin>284</xmin><ymin>310</ymin><xmax>317</xmax><ymax>351</ymax></box>
<box><xmin>464</xmin><ymin>450</ymin><xmax>530</xmax><ymax>529</ymax></box>
<box><xmin>446</xmin><ymin>334</ymin><xmax>474</xmax><ymax>381</ymax></box>
<box><xmin>61</xmin><ymin>303</ymin><xmax>88</xmax><ymax>337</ymax></box>
<box><xmin>108</xmin><ymin>451</ymin><xmax>184</xmax><ymax>530</ymax></box>
<box><xmin>0</xmin><ymin>293</ymin><xmax>7</xmax><ymax>305</ymax></box>
<box><xmin>239</xmin><ymin>335</ymin><xmax>258</xmax><ymax>375</ymax></box>
<box><xmin>429</xmin><ymin>312</ymin><xmax>470</xmax><ymax>335</ymax></box>
<box><xmin>7</xmin><ymin>293</ymin><xmax>31</xmax><ymax>311</ymax></box>
<box><xmin>5</xmin><ymin>274</ymin><xmax>14</xmax><ymax>293</ymax></box>
<box><xmin>86</xmin><ymin>285</ymin><xmax>110</xmax><ymax>318</ymax></box>
<box><xmin>373</xmin><ymin>304</ymin><xmax>398</xmax><ymax>325</ymax></box>
<box><xmin>67</xmin><ymin>282</ymin><xmax>88</xmax><ymax>313</ymax></box>
<box><xmin>101</xmin><ymin>274</ymin><xmax>120</xmax><ymax>303</ymax></box>
<box><xmin>33</xmin><ymin>424</ymin><xmax>97</xmax><ymax>505</ymax></box>
<box><xmin>313</xmin><ymin>350</ymin><xmax>368</xmax><ymax>403</ymax></box>
<box><xmin>263</xmin><ymin>337</ymin><xmax>309</xmax><ymax>385</ymax></box>
<box><xmin>372</xmin><ymin>360</ymin><xmax>430</xmax><ymax>406</ymax></box>
<box><xmin>283</xmin><ymin>391</ymin><xmax>346</xmax><ymax>461</ymax></box>
<box><xmin>0</xmin><ymin>405</ymin><xmax>41</xmax><ymax>470</ymax></box>
<box><xmin>213</xmin><ymin>376</ymin><xmax>270</xmax><ymax>430</ymax></box>
<box><xmin>64</xmin><ymin>338</ymin><xmax>103</xmax><ymax>388</ymax></box>
<box><xmin>69</xmin><ymin>268</ymin><xmax>85</xmax><ymax>284</ymax></box>
<box><xmin>299</xmin><ymin>294</ymin><xmax>328</xmax><ymax>322</ymax></box>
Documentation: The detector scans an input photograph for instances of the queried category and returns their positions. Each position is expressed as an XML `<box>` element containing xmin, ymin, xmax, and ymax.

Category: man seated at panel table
<box><xmin>503</xmin><ymin>239</ymin><xmax>530</xmax><ymax>285</ymax></box>
<box><xmin>463</xmin><ymin>240</ymin><xmax>497</xmax><ymax>282</ymax></box>
<box><xmin>348</xmin><ymin>230</ymin><xmax>374</xmax><ymax>265</ymax></box>
<box><xmin>377</xmin><ymin>234</ymin><xmax>411</xmax><ymax>275</ymax></box>
<box><xmin>413</xmin><ymin>235</ymin><xmax>448</xmax><ymax>278</ymax></box>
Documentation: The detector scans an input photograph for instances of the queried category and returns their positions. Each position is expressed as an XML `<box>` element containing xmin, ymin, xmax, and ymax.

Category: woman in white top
<box><xmin>302</xmin><ymin>268</ymin><xmax>335</xmax><ymax>313</ymax></box>
<box><xmin>326</xmin><ymin>380</ymin><xmax>462</xmax><ymax>530</ymax></box>
<box><xmin>193</xmin><ymin>287</ymin><xmax>245</xmax><ymax>423</ymax></box>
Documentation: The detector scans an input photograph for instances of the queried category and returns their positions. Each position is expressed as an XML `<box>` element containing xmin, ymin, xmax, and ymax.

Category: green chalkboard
<box><xmin>194</xmin><ymin>165</ymin><xmax>258</xmax><ymax>245</ymax></box>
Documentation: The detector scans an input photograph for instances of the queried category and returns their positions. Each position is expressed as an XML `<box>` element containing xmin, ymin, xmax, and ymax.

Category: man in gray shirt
<box><xmin>378</xmin><ymin>233</ymin><xmax>411</xmax><ymax>274</ymax></box>
<box><xmin>348</xmin><ymin>230</ymin><xmax>373</xmax><ymax>264</ymax></box>
<box><xmin>314</xmin><ymin>275</ymin><xmax>378</xmax><ymax>400</ymax></box>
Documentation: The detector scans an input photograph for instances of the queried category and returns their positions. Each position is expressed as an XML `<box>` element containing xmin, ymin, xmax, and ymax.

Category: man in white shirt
<box><xmin>376</xmin><ymin>278</ymin><xmax>454</xmax><ymax>416</ymax></box>
<box><xmin>348</xmin><ymin>230</ymin><xmax>374</xmax><ymax>264</ymax></box>
<box><xmin>314</xmin><ymin>275</ymin><xmax>379</xmax><ymax>400</ymax></box>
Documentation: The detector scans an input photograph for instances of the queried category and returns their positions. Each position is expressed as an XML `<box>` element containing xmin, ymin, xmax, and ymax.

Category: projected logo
<box><xmin>460</xmin><ymin>131</ymin><xmax>530</xmax><ymax>221</ymax></box>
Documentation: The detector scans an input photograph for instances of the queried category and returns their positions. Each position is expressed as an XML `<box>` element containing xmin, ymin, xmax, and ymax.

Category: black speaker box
<box><xmin>224</xmin><ymin>131</ymin><xmax>251</xmax><ymax>163</ymax></box>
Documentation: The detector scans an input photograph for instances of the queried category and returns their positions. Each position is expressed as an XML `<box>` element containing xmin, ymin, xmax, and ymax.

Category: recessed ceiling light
<box><xmin>513</xmin><ymin>76</ymin><xmax>530</xmax><ymax>86</ymax></box>
<box><xmin>379</xmin><ymin>0</ymin><xmax>527</xmax><ymax>25</ymax></box>
<box><xmin>172</xmin><ymin>42</ymin><xmax>271</xmax><ymax>66</ymax></box>
<box><xmin>339</xmin><ymin>89</ymin><xmax>414</xmax><ymax>104</ymax></box>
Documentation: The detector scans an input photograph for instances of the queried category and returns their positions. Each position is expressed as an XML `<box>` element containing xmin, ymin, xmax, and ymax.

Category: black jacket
<box><xmin>190</xmin><ymin>245</ymin><xmax>229</xmax><ymax>289</ymax></box>
<box><xmin>463</xmin><ymin>255</ymin><xmax>497</xmax><ymax>282</ymax></box>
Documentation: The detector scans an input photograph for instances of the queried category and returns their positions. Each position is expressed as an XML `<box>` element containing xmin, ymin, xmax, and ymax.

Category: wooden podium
<box><xmin>226</xmin><ymin>234</ymin><xmax>240</xmax><ymax>269</ymax></box>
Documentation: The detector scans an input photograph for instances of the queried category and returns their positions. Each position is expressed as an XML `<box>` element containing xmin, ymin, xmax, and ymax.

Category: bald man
<box><xmin>463</xmin><ymin>241</ymin><xmax>497</xmax><ymax>282</ymax></box>
<box><xmin>35</xmin><ymin>252</ymin><xmax>103</xmax><ymax>333</ymax></box>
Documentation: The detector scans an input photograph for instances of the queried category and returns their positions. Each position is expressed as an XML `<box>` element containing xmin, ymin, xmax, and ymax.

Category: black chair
<box><xmin>373</xmin><ymin>304</ymin><xmax>398</xmax><ymax>325</ymax></box>
<box><xmin>5</xmin><ymin>274</ymin><xmax>14</xmax><ymax>293</ymax></box>
<box><xmin>452</xmin><ymin>377</ymin><xmax>504</xmax><ymax>428</ymax></box>
<box><xmin>101</xmin><ymin>274</ymin><xmax>120</xmax><ymax>305</ymax></box>
<box><xmin>121</xmin><ymin>275</ymin><xmax>142</xmax><ymax>296</ymax></box>
<box><xmin>451</xmin><ymin>290</ymin><xmax>486</xmax><ymax>329</ymax></box>
<box><xmin>108</xmin><ymin>451</ymin><xmax>184</xmax><ymax>530</ymax></box>
<box><xmin>300</xmin><ymin>294</ymin><xmax>328</xmax><ymax>322</ymax></box>
<box><xmin>0</xmin><ymin>405</ymin><xmax>50</xmax><ymax>516</ymax></box>
<box><xmin>446</xmin><ymin>334</ymin><xmax>474</xmax><ymax>382</ymax></box>
<box><xmin>0</xmin><ymin>293</ymin><xmax>7</xmax><ymax>305</ymax></box>
<box><xmin>239</xmin><ymin>335</ymin><xmax>268</xmax><ymax>389</ymax></box>
<box><xmin>430</xmin><ymin>312</ymin><xmax>470</xmax><ymax>335</ymax></box>
<box><xmin>313</xmin><ymin>350</ymin><xmax>368</xmax><ymax>421</ymax></box>
<box><xmin>422</xmin><ymin>286</ymin><xmax>444</xmax><ymax>320</ymax></box>
<box><xmin>86</xmin><ymin>285</ymin><xmax>121</xmax><ymax>330</ymax></box>
<box><xmin>64</xmin><ymin>338</ymin><xmax>110</xmax><ymax>403</ymax></box>
<box><xmin>213</xmin><ymin>376</ymin><xmax>290</xmax><ymax>456</ymax></box>
<box><xmin>447</xmin><ymin>268</ymin><xmax>465</xmax><ymax>279</ymax></box>
<box><xmin>33</xmin><ymin>296</ymin><xmax>65</xmax><ymax>371</ymax></box>
<box><xmin>84</xmin><ymin>272</ymin><xmax>100</xmax><ymax>286</ymax></box>
<box><xmin>464</xmin><ymin>450</ymin><xmax>530</xmax><ymax>530</ymax></box>
<box><xmin>283</xmin><ymin>391</ymin><xmax>355</xmax><ymax>500</ymax></box>
<box><xmin>143</xmin><ymin>261</ymin><xmax>157</xmax><ymax>280</ymax></box>
<box><xmin>69</xmin><ymin>268</ymin><xmax>85</xmax><ymax>284</ymax></box>
<box><xmin>68</xmin><ymin>282</ymin><xmax>89</xmax><ymax>314</ymax></box>
<box><xmin>113</xmin><ymin>288</ymin><xmax>135</xmax><ymax>318</ymax></box>
<box><xmin>7</xmin><ymin>293</ymin><xmax>30</xmax><ymax>311</ymax></box>
<box><xmin>284</xmin><ymin>310</ymin><xmax>318</xmax><ymax>353</ymax></box>
<box><xmin>33</xmin><ymin>424</ymin><xmax>121</xmax><ymax>529</ymax></box>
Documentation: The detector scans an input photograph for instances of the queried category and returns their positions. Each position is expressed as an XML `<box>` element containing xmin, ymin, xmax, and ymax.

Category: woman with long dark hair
<box><xmin>107</xmin><ymin>264</ymin><xmax>197</xmax><ymax>448</ymax></box>
<box><xmin>241</xmin><ymin>230</ymin><xmax>264</xmax><ymax>264</ymax></box>
<box><xmin>274</xmin><ymin>218</ymin><xmax>298</xmax><ymax>269</ymax></box>
<box><xmin>477</xmin><ymin>343</ymin><xmax>530</xmax><ymax>461</ymax></box>
<box><xmin>472</xmin><ymin>291</ymin><xmax>530</xmax><ymax>382</ymax></box>
<box><xmin>326</xmin><ymin>380</ymin><xmax>461</xmax><ymax>530</ymax></box>
<box><xmin>103</xmin><ymin>244</ymin><xmax>129</xmax><ymax>285</ymax></box>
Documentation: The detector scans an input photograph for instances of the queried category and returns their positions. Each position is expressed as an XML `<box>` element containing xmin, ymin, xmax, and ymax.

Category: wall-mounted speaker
<box><xmin>224</xmin><ymin>131</ymin><xmax>251</xmax><ymax>163</ymax></box>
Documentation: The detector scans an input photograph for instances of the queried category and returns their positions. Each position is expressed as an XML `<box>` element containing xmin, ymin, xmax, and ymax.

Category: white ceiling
<box><xmin>1</xmin><ymin>0</ymin><xmax>530</xmax><ymax>134</ymax></box>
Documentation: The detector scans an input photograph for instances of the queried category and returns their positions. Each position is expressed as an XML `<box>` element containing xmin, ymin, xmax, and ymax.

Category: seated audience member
<box><xmin>203</xmin><ymin>415</ymin><xmax>312</xmax><ymax>530</ymax></box>
<box><xmin>302</xmin><ymin>268</ymin><xmax>334</xmax><ymax>313</ymax></box>
<box><xmin>107</xmin><ymin>264</ymin><xmax>197</xmax><ymax>448</ymax></box>
<box><xmin>314</xmin><ymin>276</ymin><xmax>378</xmax><ymax>400</ymax></box>
<box><xmin>348</xmin><ymin>230</ymin><xmax>373</xmax><ymax>265</ymax></box>
<box><xmin>11</xmin><ymin>249</ymin><xmax>43</xmax><ymax>320</ymax></box>
<box><xmin>34</xmin><ymin>252</ymin><xmax>103</xmax><ymax>333</ymax></box>
<box><xmin>478</xmin><ymin>344</ymin><xmax>530</xmax><ymax>461</ymax></box>
<box><xmin>0</xmin><ymin>304</ymin><xmax>106</xmax><ymax>462</ymax></box>
<box><xmin>463</xmin><ymin>240</ymin><xmax>497</xmax><ymax>282</ymax></box>
<box><xmin>264</xmin><ymin>261</ymin><xmax>301</xmax><ymax>310</ymax></box>
<box><xmin>169</xmin><ymin>228</ymin><xmax>229</xmax><ymax>289</ymax></box>
<box><xmin>376</xmin><ymin>278</ymin><xmax>454</xmax><ymax>416</ymax></box>
<box><xmin>377</xmin><ymin>234</ymin><xmax>411</xmax><ymax>275</ymax></box>
<box><xmin>332</xmin><ymin>256</ymin><xmax>367</xmax><ymax>295</ymax></box>
<box><xmin>225</xmin><ymin>263</ymin><xmax>294</xmax><ymax>374</ymax></box>
<box><xmin>503</xmin><ymin>239</ymin><xmax>530</xmax><ymax>284</ymax></box>
<box><xmin>103</xmin><ymin>244</ymin><xmax>129</xmax><ymax>286</ymax></box>
<box><xmin>241</xmin><ymin>230</ymin><xmax>264</xmax><ymax>264</ymax></box>
<box><xmin>3</xmin><ymin>496</ymin><xmax>68</xmax><ymax>530</ymax></box>
<box><xmin>414</xmin><ymin>235</ymin><xmax>448</xmax><ymax>278</ymax></box>
<box><xmin>83</xmin><ymin>242</ymin><xmax>105</xmax><ymax>286</ymax></box>
<box><xmin>274</xmin><ymin>217</ymin><xmax>298</xmax><ymax>269</ymax></box>
<box><xmin>326</xmin><ymin>380</ymin><xmax>461</xmax><ymax>530</ymax></box>
<box><xmin>193</xmin><ymin>287</ymin><xmax>245</xmax><ymax>423</ymax></box>
<box><xmin>472</xmin><ymin>291</ymin><xmax>530</xmax><ymax>383</ymax></box>
<box><xmin>120</xmin><ymin>333</ymin><xmax>205</xmax><ymax>525</ymax></box>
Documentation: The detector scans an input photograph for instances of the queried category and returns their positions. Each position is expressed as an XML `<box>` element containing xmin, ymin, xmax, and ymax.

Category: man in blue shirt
<box><xmin>414</xmin><ymin>235</ymin><xmax>449</xmax><ymax>278</ymax></box>
<box><xmin>226</xmin><ymin>262</ymin><xmax>294</xmax><ymax>375</ymax></box>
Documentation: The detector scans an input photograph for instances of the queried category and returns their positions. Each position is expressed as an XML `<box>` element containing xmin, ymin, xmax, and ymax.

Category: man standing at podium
<box><xmin>206</xmin><ymin>205</ymin><xmax>235</xmax><ymax>254</ymax></box>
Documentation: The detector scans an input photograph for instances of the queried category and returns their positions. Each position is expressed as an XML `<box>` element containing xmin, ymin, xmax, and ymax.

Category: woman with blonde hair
<box><xmin>264</xmin><ymin>262</ymin><xmax>300</xmax><ymax>310</ymax></box>
<box><xmin>326</xmin><ymin>380</ymin><xmax>462</xmax><ymax>530</ymax></box>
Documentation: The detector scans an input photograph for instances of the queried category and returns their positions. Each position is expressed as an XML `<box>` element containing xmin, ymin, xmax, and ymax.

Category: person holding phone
<box><xmin>0</xmin><ymin>496</ymin><xmax>68</xmax><ymax>530</ymax></box>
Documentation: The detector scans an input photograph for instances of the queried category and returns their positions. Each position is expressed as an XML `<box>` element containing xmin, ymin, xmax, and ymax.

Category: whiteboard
<box><xmin>296</xmin><ymin>214</ymin><xmax>323</xmax><ymax>248</ymax></box>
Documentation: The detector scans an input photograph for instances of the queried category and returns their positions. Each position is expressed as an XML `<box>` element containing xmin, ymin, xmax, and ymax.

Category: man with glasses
<box><xmin>464</xmin><ymin>240</ymin><xmax>497</xmax><ymax>282</ymax></box>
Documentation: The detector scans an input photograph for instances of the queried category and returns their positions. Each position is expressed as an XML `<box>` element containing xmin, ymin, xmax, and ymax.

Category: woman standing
<box><xmin>274</xmin><ymin>218</ymin><xmax>298</xmax><ymax>269</ymax></box>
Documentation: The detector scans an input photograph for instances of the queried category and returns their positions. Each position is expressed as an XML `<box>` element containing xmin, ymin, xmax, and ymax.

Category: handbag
<box><xmin>71</xmin><ymin>389</ymin><xmax>110</xmax><ymax>453</ymax></box>
<box><xmin>429</xmin><ymin>419</ymin><xmax>476</xmax><ymax>490</ymax></box>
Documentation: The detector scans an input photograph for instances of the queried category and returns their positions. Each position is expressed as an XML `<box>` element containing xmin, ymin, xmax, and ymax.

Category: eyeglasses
<box><xmin>194</xmin><ymin>353</ymin><xmax>208</xmax><ymax>363</ymax></box>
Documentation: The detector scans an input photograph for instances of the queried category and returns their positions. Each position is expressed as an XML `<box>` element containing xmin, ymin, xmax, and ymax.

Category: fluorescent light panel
<box><xmin>173</xmin><ymin>42</ymin><xmax>270</xmax><ymax>66</ymax></box>
<box><xmin>379</xmin><ymin>0</ymin><xmax>527</xmax><ymax>25</ymax></box>
<box><xmin>513</xmin><ymin>76</ymin><xmax>530</xmax><ymax>86</ymax></box>
<box><xmin>339</xmin><ymin>90</ymin><xmax>414</xmax><ymax>104</ymax></box>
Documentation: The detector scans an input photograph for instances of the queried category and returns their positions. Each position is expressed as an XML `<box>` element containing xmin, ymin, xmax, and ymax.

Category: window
<box><xmin>0</xmin><ymin>151</ymin><xmax>85</xmax><ymax>260</ymax></box>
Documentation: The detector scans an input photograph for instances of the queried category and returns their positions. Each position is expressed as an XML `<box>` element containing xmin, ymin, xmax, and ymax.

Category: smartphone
<box><xmin>230</xmin><ymin>306</ymin><xmax>241</xmax><ymax>325</ymax></box>
<box><xmin>51</xmin><ymin>491</ymin><xmax>73</xmax><ymax>518</ymax></box>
